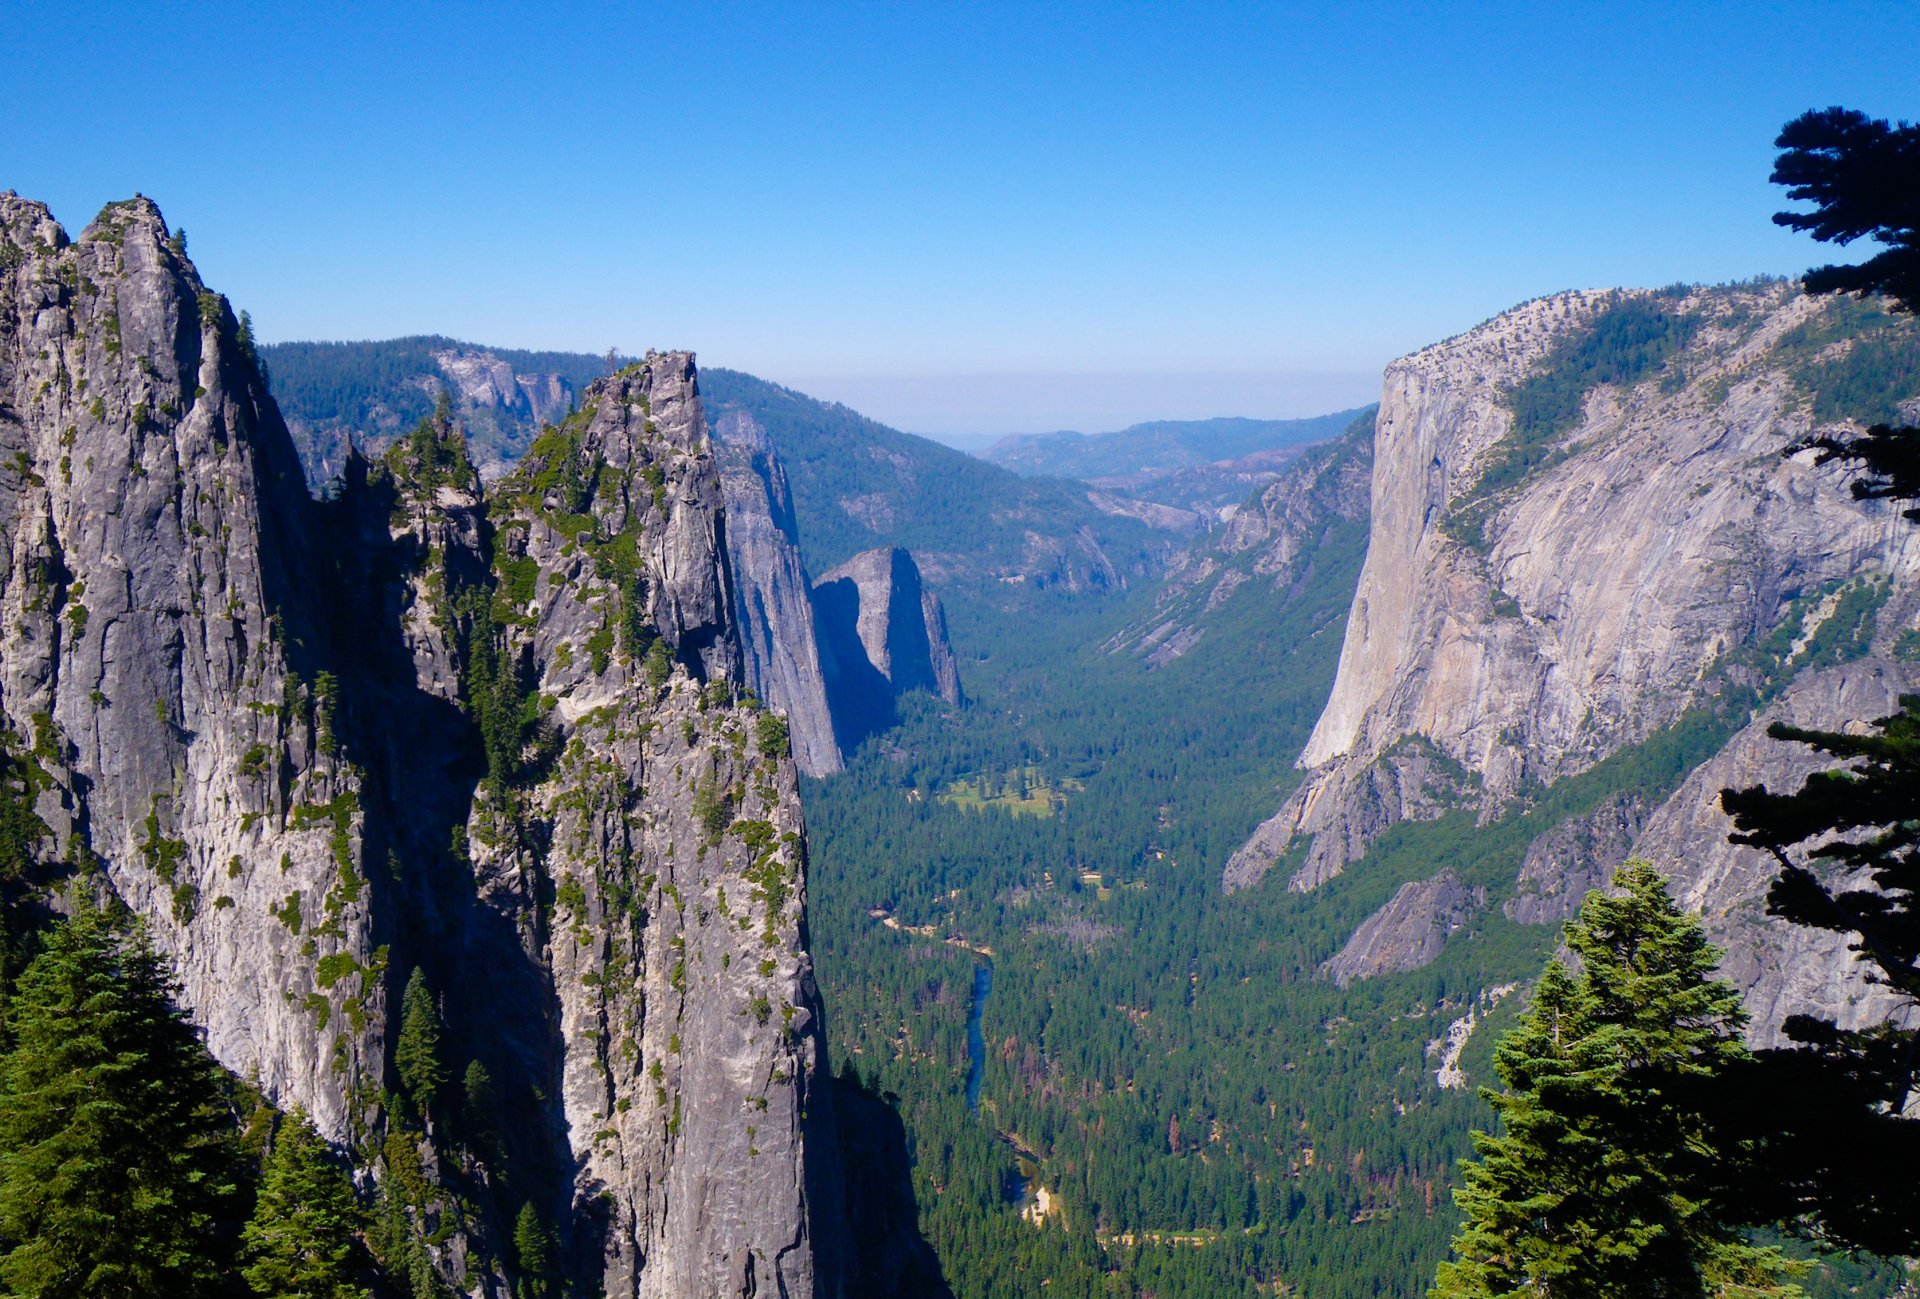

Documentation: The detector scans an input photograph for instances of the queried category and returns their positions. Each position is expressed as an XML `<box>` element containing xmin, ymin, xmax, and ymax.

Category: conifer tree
<box><xmin>394</xmin><ymin>967</ymin><xmax>448</xmax><ymax>1118</ymax></box>
<box><xmin>512</xmin><ymin>1201</ymin><xmax>556</xmax><ymax>1299</ymax></box>
<box><xmin>1696</xmin><ymin>110</ymin><xmax>1920</xmax><ymax>1255</ymax></box>
<box><xmin>0</xmin><ymin>902</ymin><xmax>241</xmax><ymax>1298</ymax></box>
<box><xmin>1432</xmin><ymin>862</ymin><xmax>1801</xmax><ymax>1299</ymax></box>
<box><xmin>241</xmin><ymin>1110</ymin><xmax>372</xmax><ymax>1299</ymax></box>
<box><xmin>1769</xmin><ymin>108</ymin><xmax>1920</xmax><ymax>511</ymax></box>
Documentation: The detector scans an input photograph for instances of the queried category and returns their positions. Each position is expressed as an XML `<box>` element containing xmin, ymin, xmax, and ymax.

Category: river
<box><xmin>966</xmin><ymin>962</ymin><xmax>992</xmax><ymax>1113</ymax></box>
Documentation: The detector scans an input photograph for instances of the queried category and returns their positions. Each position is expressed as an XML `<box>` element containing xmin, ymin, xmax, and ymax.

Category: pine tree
<box><xmin>241</xmin><ymin>1110</ymin><xmax>371</xmax><ymax>1299</ymax></box>
<box><xmin>0</xmin><ymin>902</ymin><xmax>241</xmax><ymax>1298</ymax></box>
<box><xmin>1432</xmin><ymin>861</ymin><xmax>1802</xmax><ymax>1299</ymax></box>
<box><xmin>512</xmin><ymin>1201</ymin><xmax>555</xmax><ymax>1299</ymax></box>
<box><xmin>394</xmin><ymin>967</ymin><xmax>447</xmax><ymax>1118</ymax></box>
<box><xmin>1768</xmin><ymin>108</ymin><xmax>1920</xmax><ymax>513</ymax></box>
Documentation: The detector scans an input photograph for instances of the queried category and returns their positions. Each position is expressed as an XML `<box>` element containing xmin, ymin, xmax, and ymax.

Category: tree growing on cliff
<box><xmin>511</xmin><ymin>1201</ymin><xmax>556</xmax><ymax>1299</ymax></box>
<box><xmin>394</xmin><ymin>967</ymin><xmax>448</xmax><ymax>1119</ymax></box>
<box><xmin>0</xmin><ymin>902</ymin><xmax>243</xmax><ymax>1297</ymax></box>
<box><xmin>1432</xmin><ymin>862</ymin><xmax>1800</xmax><ymax>1299</ymax></box>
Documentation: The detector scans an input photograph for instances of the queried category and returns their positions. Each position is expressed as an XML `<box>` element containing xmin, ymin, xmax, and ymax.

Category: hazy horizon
<box><xmin>10</xmin><ymin>2</ymin><xmax>1915</xmax><ymax>436</ymax></box>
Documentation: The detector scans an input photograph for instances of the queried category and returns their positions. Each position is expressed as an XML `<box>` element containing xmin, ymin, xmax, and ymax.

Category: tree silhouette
<box><xmin>1703</xmin><ymin>105</ymin><xmax>1920</xmax><ymax>1256</ymax></box>
<box><xmin>1773</xmin><ymin>108</ymin><xmax>1920</xmax><ymax>514</ymax></box>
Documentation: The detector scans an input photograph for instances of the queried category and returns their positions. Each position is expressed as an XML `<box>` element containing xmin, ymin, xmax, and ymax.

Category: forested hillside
<box><xmin>698</xmin><ymin>369</ymin><xmax>1199</xmax><ymax>617</ymax></box>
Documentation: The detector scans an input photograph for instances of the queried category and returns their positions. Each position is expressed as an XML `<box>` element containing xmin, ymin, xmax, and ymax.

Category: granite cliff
<box><xmin>711</xmin><ymin>410</ymin><xmax>964</xmax><ymax>774</ymax></box>
<box><xmin>0</xmin><ymin>193</ymin><xmax>897</xmax><ymax>1297</ymax></box>
<box><xmin>1223</xmin><ymin>282</ymin><xmax>1920</xmax><ymax>1040</ymax></box>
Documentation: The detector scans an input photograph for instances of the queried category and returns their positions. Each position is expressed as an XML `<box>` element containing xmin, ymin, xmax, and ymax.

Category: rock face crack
<box><xmin>0</xmin><ymin>195</ymin><xmax>878</xmax><ymax>1297</ymax></box>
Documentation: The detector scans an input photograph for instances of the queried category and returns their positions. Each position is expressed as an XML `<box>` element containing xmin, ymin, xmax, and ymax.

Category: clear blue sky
<box><xmin>6</xmin><ymin>2</ymin><xmax>1915</xmax><ymax>438</ymax></box>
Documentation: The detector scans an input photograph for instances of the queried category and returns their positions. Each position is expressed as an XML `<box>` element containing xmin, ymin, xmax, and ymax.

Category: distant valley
<box><xmin>5</xmin><ymin>189</ymin><xmax>1914</xmax><ymax>1299</ymax></box>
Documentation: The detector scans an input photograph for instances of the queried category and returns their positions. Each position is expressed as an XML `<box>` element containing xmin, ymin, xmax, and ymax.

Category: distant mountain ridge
<box><xmin>260</xmin><ymin>335</ymin><xmax>615</xmax><ymax>482</ymax></box>
<box><xmin>982</xmin><ymin>409</ymin><xmax>1366</xmax><ymax>481</ymax></box>
<box><xmin>260</xmin><ymin>339</ymin><xmax>1219</xmax><ymax>619</ymax></box>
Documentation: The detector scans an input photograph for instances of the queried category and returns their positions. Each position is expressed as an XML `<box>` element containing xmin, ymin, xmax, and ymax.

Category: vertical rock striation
<box><xmin>712</xmin><ymin>408</ymin><xmax>842</xmax><ymax>776</ymax></box>
<box><xmin>0</xmin><ymin>193</ymin><xmax>379</xmax><ymax>1138</ymax></box>
<box><xmin>1228</xmin><ymin>286</ymin><xmax>1914</xmax><ymax>895</ymax></box>
<box><xmin>0</xmin><ymin>194</ymin><xmax>857</xmax><ymax>1297</ymax></box>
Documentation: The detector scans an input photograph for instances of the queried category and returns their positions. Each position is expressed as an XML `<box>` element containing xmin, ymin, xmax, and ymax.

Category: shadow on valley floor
<box><xmin>821</xmin><ymin>1071</ymin><xmax>955</xmax><ymax>1298</ymax></box>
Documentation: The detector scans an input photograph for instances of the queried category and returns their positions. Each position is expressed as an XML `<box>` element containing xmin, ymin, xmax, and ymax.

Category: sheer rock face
<box><xmin>471</xmin><ymin>358</ymin><xmax>836</xmax><ymax>1298</ymax></box>
<box><xmin>0</xmin><ymin>195</ymin><xmax>844</xmax><ymax>1298</ymax></box>
<box><xmin>712</xmin><ymin>408</ymin><xmax>842</xmax><ymax>776</ymax></box>
<box><xmin>813</xmin><ymin>546</ymin><xmax>962</xmax><ymax>750</ymax></box>
<box><xmin>0</xmin><ymin>194</ymin><xmax>378</xmax><ymax>1138</ymax></box>
<box><xmin>1320</xmin><ymin>870</ymin><xmax>1483</xmax><ymax>987</ymax></box>
<box><xmin>1233</xmin><ymin>281</ymin><xmax>1920</xmax><ymax>1036</ymax></box>
<box><xmin>1227</xmin><ymin>285</ymin><xmax>1915</xmax><ymax>897</ymax></box>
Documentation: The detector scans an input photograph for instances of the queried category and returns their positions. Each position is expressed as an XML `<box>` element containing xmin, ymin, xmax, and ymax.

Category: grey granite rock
<box><xmin>0</xmin><ymin>192</ymin><xmax>379</xmax><ymax>1139</ymax></box>
<box><xmin>1320</xmin><ymin>870</ymin><xmax>1483</xmax><ymax>986</ymax></box>
<box><xmin>0</xmin><ymin>196</ymin><xmax>857</xmax><ymax>1297</ymax></box>
<box><xmin>712</xmin><ymin>408</ymin><xmax>842</xmax><ymax>776</ymax></box>
<box><xmin>1504</xmin><ymin>793</ymin><xmax>1649</xmax><ymax>926</ymax></box>
<box><xmin>1223</xmin><ymin>280</ymin><xmax>1920</xmax><ymax>1045</ymax></box>
<box><xmin>813</xmin><ymin>547</ymin><xmax>961</xmax><ymax>749</ymax></box>
<box><xmin>1228</xmin><ymin>285</ymin><xmax>1914</xmax><ymax>896</ymax></box>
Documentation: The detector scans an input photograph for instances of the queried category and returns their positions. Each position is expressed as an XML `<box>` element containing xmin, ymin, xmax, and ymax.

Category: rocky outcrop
<box><xmin>1228</xmin><ymin>285</ymin><xmax>1919</xmax><ymax>895</ymax></box>
<box><xmin>0</xmin><ymin>195</ymin><xmax>869</xmax><ymax>1297</ymax></box>
<box><xmin>0</xmin><ymin>192</ymin><xmax>379</xmax><ymax>1138</ymax></box>
<box><xmin>712</xmin><ymin>409</ymin><xmax>842</xmax><ymax>776</ymax></box>
<box><xmin>1230</xmin><ymin>279</ymin><xmax>1920</xmax><ymax>1039</ymax></box>
<box><xmin>432</xmin><ymin>346</ymin><xmax>575</xmax><ymax>428</ymax></box>
<box><xmin>1504</xmin><ymin>793</ymin><xmax>1649</xmax><ymax>925</ymax></box>
<box><xmin>1320</xmin><ymin>870</ymin><xmax>1483</xmax><ymax>986</ymax></box>
<box><xmin>452</xmin><ymin>355</ymin><xmax>841</xmax><ymax>1298</ymax></box>
<box><xmin>1636</xmin><ymin>660</ymin><xmax>1916</xmax><ymax>1044</ymax></box>
<box><xmin>813</xmin><ymin>547</ymin><xmax>962</xmax><ymax>749</ymax></box>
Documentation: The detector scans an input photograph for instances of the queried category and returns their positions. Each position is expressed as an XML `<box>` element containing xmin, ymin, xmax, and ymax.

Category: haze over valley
<box><xmin>4</xmin><ymin>5</ymin><xmax>1920</xmax><ymax>1298</ymax></box>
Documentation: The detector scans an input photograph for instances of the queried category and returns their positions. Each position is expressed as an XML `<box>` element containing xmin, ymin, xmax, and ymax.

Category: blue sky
<box><xmin>6</xmin><ymin>2</ymin><xmax>1916</xmax><ymax>439</ymax></box>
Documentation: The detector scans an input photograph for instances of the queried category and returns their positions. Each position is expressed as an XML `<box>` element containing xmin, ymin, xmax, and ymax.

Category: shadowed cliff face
<box><xmin>813</xmin><ymin>546</ymin><xmax>963</xmax><ymax>752</ymax></box>
<box><xmin>0</xmin><ymin>193</ymin><xmax>939</xmax><ymax>1299</ymax></box>
<box><xmin>1225</xmin><ymin>281</ymin><xmax>1920</xmax><ymax>1040</ymax></box>
<box><xmin>712</xmin><ymin>408</ymin><xmax>843</xmax><ymax>776</ymax></box>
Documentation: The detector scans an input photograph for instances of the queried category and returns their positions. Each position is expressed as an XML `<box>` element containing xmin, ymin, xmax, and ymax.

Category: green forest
<box><xmin>801</xmin><ymin>480</ymin><xmax>1907</xmax><ymax>1295</ymax></box>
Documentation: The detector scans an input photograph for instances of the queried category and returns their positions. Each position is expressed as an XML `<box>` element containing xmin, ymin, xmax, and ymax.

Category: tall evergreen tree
<box><xmin>1432</xmin><ymin>862</ymin><xmax>1801</xmax><ymax>1299</ymax></box>
<box><xmin>1770</xmin><ymin>107</ymin><xmax>1920</xmax><ymax>512</ymax></box>
<box><xmin>0</xmin><ymin>902</ymin><xmax>242</xmax><ymax>1298</ymax></box>
<box><xmin>1718</xmin><ymin>699</ymin><xmax>1920</xmax><ymax>1252</ymax></box>
<box><xmin>394</xmin><ymin>967</ymin><xmax>447</xmax><ymax>1118</ymax></box>
<box><xmin>241</xmin><ymin>1111</ymin><xmax>371</xmax><ymax>1299</ymax></box>
<box><xmin>511</xmin><ymin>1201</ymin><xmax>555</xmax><ymax>1299</ymax></box>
